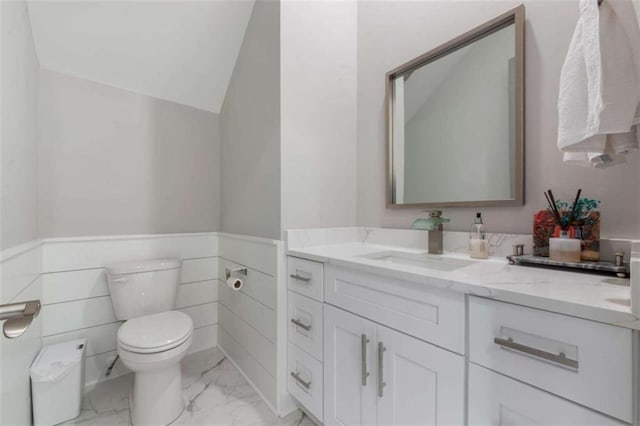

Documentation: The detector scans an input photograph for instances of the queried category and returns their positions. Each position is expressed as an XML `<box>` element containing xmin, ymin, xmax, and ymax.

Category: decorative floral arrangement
<box><xmin>550</xmin><ymin>197</ymin><xmax>600</xmax><ymax>233</ymax></box>
<box><xmin>534</xmin><ymin>191</ymin><xmax>600</xmax><ymax>261</ymax></box>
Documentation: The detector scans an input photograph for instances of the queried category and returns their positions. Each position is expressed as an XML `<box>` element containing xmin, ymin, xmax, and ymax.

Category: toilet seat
<box><xmin>118</xmin><ymin>310</ymin><xmax>193</xmax><ymax>354</ymax></box>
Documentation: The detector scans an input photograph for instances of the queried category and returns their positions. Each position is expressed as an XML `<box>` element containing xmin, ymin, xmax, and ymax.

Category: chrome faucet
<box><xmin>412</xmin><ymin>210</ymin><xmax>450</xmax><ymax>254</ymax></box>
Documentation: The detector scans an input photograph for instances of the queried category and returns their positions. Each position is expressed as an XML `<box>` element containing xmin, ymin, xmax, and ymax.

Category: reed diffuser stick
<box><xmin>544</xmin><ymin>190</ymin><xmax>563</xmax><ymax>228</ymax></box>
<box><xmin>571</xmin><ymin>189</ymin><xmax>582</xmax><ymax>222</ymax></box>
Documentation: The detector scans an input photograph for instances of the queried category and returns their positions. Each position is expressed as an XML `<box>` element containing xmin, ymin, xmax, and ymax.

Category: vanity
<box><xmin>284</xmin><ymin>231</ymin><xmax>638</xmax><ymax>426</ymax></box>
<box><xmin>283</xmin><ymin>4</ymin><xmax>639</xmax><ymax>425</ymax></box>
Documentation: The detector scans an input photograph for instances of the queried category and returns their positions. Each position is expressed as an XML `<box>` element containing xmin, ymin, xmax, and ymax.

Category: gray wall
<box><xmin>357</xmin><ymin>0</ymin><xmax>640</xmax><ymax>239</ymax></box>
<box><xmin>220</xmin><ymin>0</ymin><xmax>281</xmax><ymax>240</ymax></box>
<box><xmin>280</xmin><ymin>0</ymin><xmax>358</xmax><ymax>231</ymax></box>
<box><xmin>1</xmin><ymin>1</ymin><xmax>40</xmax><ymax>249</ymax></box>
<box><xmin>38</xmin><ymin>70</ymin><xmax>221</xmax><ymax>238</ymax></box>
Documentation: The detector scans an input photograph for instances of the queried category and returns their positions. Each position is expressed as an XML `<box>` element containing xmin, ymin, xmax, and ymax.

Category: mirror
<box><xmin>386</xmin><ymin>5</ymin><xmax>524</xmax><ymax>208</ymax></box>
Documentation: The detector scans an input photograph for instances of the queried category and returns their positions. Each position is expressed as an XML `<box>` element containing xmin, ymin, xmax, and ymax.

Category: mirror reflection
<box><xmin>388</xmin><ymin>8</ymin><xmax>523</xmax><ymax>207</ymax></box>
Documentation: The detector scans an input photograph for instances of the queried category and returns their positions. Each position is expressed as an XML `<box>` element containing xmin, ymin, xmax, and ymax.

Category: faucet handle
<box><xmin>428</xmin><ymin>210</ymin><xmax>443</xmax><ymax>218</ymax></box>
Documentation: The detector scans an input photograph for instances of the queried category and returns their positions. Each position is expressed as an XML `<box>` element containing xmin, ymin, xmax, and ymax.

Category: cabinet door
<box><xmin>324</xmin><ymin>305</ymin><xmax>377</xmax><ymax>426</ymax></box>
<box><xmin>468</xmin><ymin>364</ymin><xmax>627</xmax><ymax>426</ymax></box>
<box><xmin>376</xmin><ymin>324</ymin><xmax>465</xmax><ymax>426</ymax></box>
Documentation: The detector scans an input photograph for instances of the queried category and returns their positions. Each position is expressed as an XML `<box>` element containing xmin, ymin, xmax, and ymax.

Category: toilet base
<box><xmin>130</xmin><ymin>363</ymin><xmax>184</xmax><ymax>425</ymax></box>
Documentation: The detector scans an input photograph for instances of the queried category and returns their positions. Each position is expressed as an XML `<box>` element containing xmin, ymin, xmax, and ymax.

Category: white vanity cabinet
<box><xmin>323</xmin><ymin>304</ymin><xmax>377</xmax><ymax>426</ymax></box>
<box><xmin>469</xmin><ymin>296</ymin><xmax>633</xmax><ymax>423</ymax></box>
<box><xmin>323</xmin><ymin>305</ymin><xmax>465</xmax><ymax>426</ymax></box>
<box><xmin>468</xmin><ymin>364</ymin><xmax>627</xmax><ymax>426</ymax></box>
<box><xmin>286</xmin><ymin>253</ymin><xmax>638</xmax><ymax>426</ymax></box>
<box><xmin>287</xmin><ymin>256</ymin><xmax>326</xmax><ymax>422</ymax></box>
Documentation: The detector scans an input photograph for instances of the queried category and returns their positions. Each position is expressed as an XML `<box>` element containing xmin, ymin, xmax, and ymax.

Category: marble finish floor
<box><xmin>63</xmin><ymin>348</ymin><xmax>316</xmax><ymax>426</ymax></box>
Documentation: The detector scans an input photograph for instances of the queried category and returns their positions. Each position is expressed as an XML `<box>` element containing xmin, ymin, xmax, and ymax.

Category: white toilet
<box><xmin>106</xmin><ymin>258</ymin><xmax>193</xmax><ymax>426</ymax></box>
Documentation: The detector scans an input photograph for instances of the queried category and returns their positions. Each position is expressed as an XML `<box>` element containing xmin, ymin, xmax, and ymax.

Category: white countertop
<box><xmin>287</xmin><ymin>242</ymin><xmax>638</xmax><ymax>329</ymax></box>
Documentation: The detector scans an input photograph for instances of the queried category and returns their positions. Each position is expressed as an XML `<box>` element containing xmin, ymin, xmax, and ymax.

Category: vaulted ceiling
<box><xmin>27</xmin><ymin>1</ymin><xmax>255</xmax><ymax>113</ymax></box>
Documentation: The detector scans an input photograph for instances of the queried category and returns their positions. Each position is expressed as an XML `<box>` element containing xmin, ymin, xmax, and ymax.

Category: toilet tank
<box><xmin>105</xmin><ymin>258</ymin><xmax>182</xmax><ymax>320</ymax></box>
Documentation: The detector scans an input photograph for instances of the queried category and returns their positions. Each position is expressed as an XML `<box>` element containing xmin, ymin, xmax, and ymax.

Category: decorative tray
<box><xmin>506</xmin><ymin>254</ymin><xmax>629</xmax><ymax>278</ymax></box>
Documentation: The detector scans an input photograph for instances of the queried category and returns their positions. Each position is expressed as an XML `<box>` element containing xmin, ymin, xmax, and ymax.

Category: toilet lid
<box><xmin>118</xmin><ymin>311</ymin><xmax>193</xmax><ymax>354</ymax></box>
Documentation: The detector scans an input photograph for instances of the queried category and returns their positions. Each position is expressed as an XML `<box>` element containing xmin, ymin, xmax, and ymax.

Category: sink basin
<box><xmin>358</xmin><ymin>251</ymin><xmax>476</xmax><ymax>272</ymax></box>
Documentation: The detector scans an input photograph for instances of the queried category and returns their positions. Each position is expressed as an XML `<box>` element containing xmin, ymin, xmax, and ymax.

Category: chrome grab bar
<box><xmin>494</xmin><ymin>337</ymin><xmax>579</xmax><ymax>369</ymax></box>
<box><xmin>290</xmin><ymin>274</ymin><xmax>311</xmax><ymax>283</ymax></box>
<box><xmin>290</xmin><ymin>371</ymin><xmax>311</xmax><ymax>390</ymax></box>
<box><xmin>290</xmin><ymin>318</ymin><xmax>312</xmax><ymax>331</ymax></box>
<box><xmin>0</xmin><ymin>300</ymin><xmax>41</xmax><ymax>339</ymax></box>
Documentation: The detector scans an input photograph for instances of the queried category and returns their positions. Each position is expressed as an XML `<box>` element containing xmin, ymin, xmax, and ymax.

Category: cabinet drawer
<box><xmin>469</xmin><ymin>364</ymin><xmax>626</xmax><ymax>426</ymax></box>
<box><xmin>324</xmin><ymin>265</ymin><xmax>465</xmax><ymax>353</ymax></box>
<box><xmin>288</xmin><ymin>291</ymin><xmax>323</xmax><ymax>361</ymax></box>
<box><xmin>469</xmin><ymin>297</ymin><xmax>632</xmax><ymax>422</ymax></box>
<box><xmin>288</xmin><ymin>343</ymin><xmax>323</xmax><ymax>422</ymax></box>
<box><xmin>287</xmin><ymin>257</ymin><xmax>324</xmax><ymax>302</ymax></box>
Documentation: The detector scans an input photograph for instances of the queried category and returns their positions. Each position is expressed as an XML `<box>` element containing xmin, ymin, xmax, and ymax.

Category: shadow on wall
<box><xmin>37</xmin><ymin>70</ymin><xmax>222</xmax><ymax>238</ymax></box>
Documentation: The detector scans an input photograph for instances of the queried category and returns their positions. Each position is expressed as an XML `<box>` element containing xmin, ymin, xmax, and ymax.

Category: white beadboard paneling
<box><xmin>176</xmin><ymin>280</ymin><xmax>218</xmax><ymax>309</ymax></box>
<box><xmin>10</xmin><ymin>274</ymin><xmax>43</xmax><ymax>303</ymax></box>
<box><xmin>1</xmin><ymin>240</ymin><xmax>43</xmax><ymax>304</ymax></box>
<box><xmin>42</xmin><ymin>268</ymin><xmax>107</xmax><ymax>304</ymax></box>
<box><xmin>189</xmin><ymin>324</ymin><xmax>219</xmax><ymax>354</ymax></box>
<box><xmin>85</xmin><ymin>351</ymin><xmax>131</xmax><ymax>389</ymax></box>
<box><xmin>179</xmin><ymin>302</ymin><xmax>218</xmax><ymax>329</ymax></box>
<box><xmin>43</xmin><ymin>233</ymin><xmax>217</xmax><ymax>272</ymax></box>
<box><xmin>219</xmin><ymin>327</ymin><xmax>277</xmax><ymax>407</ymax></box>
<box><xmin>219</xmin><ymin>258</ymin><xmax>276</xmax><ymax>310</ymax></box>
<box><xmin>42</xmin><ymin>322</ymin><xmax>121</xmax><ymax>357</ymax></box>
<box><xmin>218</xmin><ymin>233</ymin><xmax>278</xmax><ymax>276</ymax></box>
<box><xmin>181</xmin><ymin>257</ymin><xmax>218</xmax><ymax>283</ymax></box>
<box><xmin>42</xmin><ymin>296</ymin><xmax>116</xmax><ymax>336</ymax></box>
<box><xmin>219</xmin><ymin>304</ymin><xmax>275</xmax><ymax>373</ymax></box>
<box><xmin>218</xmin><ymin>282</ymin><xmax>275</xmax><ymax>343</ymax></box>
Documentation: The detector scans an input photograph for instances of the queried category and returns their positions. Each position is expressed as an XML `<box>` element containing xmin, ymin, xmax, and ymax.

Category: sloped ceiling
<box><xmin>27</xmin><ymin>0</ymin><xmax>255</xmax><ymax>113</ymax></box>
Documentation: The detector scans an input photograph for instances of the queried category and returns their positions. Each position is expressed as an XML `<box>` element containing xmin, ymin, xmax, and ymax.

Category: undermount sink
<box><xmin>358</xmin><ymin>251</ymin><xmax>476</xmax><ymax>272</ymax></box>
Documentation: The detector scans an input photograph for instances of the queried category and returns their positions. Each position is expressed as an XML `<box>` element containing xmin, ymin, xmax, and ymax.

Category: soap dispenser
<box><xmin>469</xmin><ymin>212</ymin><xmax>488</xmax><ymax>259</ymax></box>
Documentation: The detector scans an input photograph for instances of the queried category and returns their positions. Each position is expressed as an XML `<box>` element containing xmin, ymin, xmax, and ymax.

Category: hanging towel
<box><xmin>557</xmin><ymin>0</ymin><xmax>640</xmax><ymax>168</ymax></box>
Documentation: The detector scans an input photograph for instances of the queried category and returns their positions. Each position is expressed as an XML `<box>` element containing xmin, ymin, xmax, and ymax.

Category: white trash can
<box><xmin>30</xmin><ymin>339</ymin><xmax>87</xmax><ymax>426</ymax></box>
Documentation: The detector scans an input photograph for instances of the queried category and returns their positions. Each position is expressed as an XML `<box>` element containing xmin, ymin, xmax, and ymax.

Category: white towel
<box><xmin>557</xmin><ymin>0</ymin><xmax>640</xmax><ymax>168</ymax></box>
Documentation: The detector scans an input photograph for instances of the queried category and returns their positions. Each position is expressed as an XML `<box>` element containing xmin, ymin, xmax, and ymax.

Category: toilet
<box><xmin>105</xmin><ymin>258</ymin><xmax>193</xmax><ymax>426</ymax></box>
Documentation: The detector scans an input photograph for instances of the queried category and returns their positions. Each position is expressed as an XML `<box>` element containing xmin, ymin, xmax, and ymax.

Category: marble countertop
<box><xmin>287</xmin><ymin>241</ymin><xmax>638</xmax><ymax>329</ymax></box>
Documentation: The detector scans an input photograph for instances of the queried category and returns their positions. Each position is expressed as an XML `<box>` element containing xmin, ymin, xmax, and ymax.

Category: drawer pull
<box><xmin>290</xmin><ymin>371</ymin><xmax>311</xmax><ymax>390</ymax></box>
<box><xmin>291</xmin><ymin>318</ymin><xmax>312</xmax><ymax>331</ymax></box>
<box><xmin>494</xmin><ymin>337</ymin><xmax>579</xmax><ymax>369</ymax></box>
<box><xmin>361</xmin><ymin>334</ymin><xmax>370</xmax><ymax>386</ymax></box>
<box><xmin>290</xmin><ymin>274</ymin><xmax>311</xmax><ymax>283</ymax></box>
<box><xmin>378</xmin><ymin>342</ymin><xmax>386</xmax><ymax>397</ymax></box>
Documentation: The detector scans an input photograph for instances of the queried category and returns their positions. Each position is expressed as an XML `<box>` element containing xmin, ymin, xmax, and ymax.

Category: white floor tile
<box><xmin>62</xmin><ymin>347</ymin><xmax>315</xmax><ymax>426</ymax></box>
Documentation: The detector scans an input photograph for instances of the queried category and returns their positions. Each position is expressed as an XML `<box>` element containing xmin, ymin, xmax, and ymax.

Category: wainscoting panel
<box><xmin>217</xmin><ymin>233</ymin><xmax>293</xmax><ymax>415</ymax></box>
<box><xmin>42</xmin><ymin>233</ymin><xmax>217</xmax><ymax>273</ymax></box>
<box><xmin>0</xmin><ymin>240</ymin><xmax>42</xmax><ymax>304</ymax></box>
<box><xmin>40</xmin><ymin>233</ymin><xmax>219</xmax><ymax>388</ymax></box>
<box><xmin>218</xmin><ymin>233</ymin><xmax>278</xmax><ymax>276</ymax></box>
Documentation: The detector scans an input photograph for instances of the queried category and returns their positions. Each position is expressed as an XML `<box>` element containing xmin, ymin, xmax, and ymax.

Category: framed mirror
<box><xmin>386</xmin><ymin>5</ymin><xmax>524</xmax><ymax>208</ymax></box>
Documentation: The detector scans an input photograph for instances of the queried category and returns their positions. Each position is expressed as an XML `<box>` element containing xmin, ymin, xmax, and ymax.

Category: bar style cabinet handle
<box><xmin>290</xmin><ymin>371</ymin><xmax>311</xmax><ymax>390</ymax></box>
<box><xmin>361</xmin><ymin>334</ymin><xmax>370</xmax><ymax>386</ymax></box>
<box><xmin>290</xmin><ymin>318</ymin><xmax>312</xmax><ymax>332</ymax></box>
<box><xmin>494</xmin><ymin>337</ymin><xmax>579</xmax><ymax>369</ymax></box>
<box><xmin>377</xmin><ymin>342</ymin><xmax>386</xmax><ymax>397</ymax></box>
<box><xmin>290</xmin><ymin>274</ymin><xmax>311</xmax><ymax>283</ymax></box>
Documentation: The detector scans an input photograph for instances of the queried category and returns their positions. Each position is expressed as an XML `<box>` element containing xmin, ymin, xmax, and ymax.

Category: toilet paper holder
<box><xmin>225</xmin><ymin>267</ymin><xmax>248</xmax><ymax>280</ymax></box>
